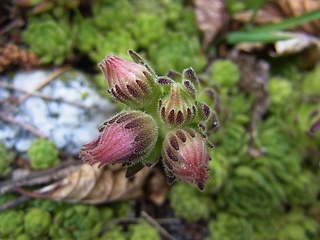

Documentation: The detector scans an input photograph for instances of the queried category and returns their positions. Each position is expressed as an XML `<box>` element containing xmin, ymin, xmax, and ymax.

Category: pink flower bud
<box><xmin>80</xmin><ymin>111</ymin><xmax>158</xmax><ymax>168</ymax></box>
<box><xmin>162</xmin><ymin>128</ymin><xmax>211</xmax><ymax>190</ymax></box>
<box><xmin>98</xmin><ymin>52</ymin><xmax>156</xmax><ymax>107</ymax></box>
<box><xmin>159</xmin><ymin>84</ymin><xmax>197</xmax><ymax>126</ymax></box>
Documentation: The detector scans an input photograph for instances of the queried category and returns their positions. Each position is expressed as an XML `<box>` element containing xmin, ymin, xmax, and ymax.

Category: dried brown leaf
<box><xmin>232</xmin><ymin>0</ymin><xmax>320</xmax><ymax>36</ymax></box>
<box><xmin>34</xmin><ymin>164</ymin><xmax>154</xmax><ymax>204</ymax></box>
<box><xmin>194</xmin><ymin>0</ymin><xmax>229</xmax><ymax>50</ymax></box>
<box><xmin>83</xmin><ymin>169</ymin><xmax>114</xmax><ymax>204</ymax></box>
<box><xmin>233</xmin><ymin>3</ymin><xmax>285</xmax><ymax>24</ymax></box>
<box><xmin>147</xmin><ymin>168</ymin><xmax>169</xmax><ymax>206</ymax></box>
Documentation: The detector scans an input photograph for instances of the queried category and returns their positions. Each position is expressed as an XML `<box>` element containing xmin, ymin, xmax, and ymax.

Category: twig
<box><xmin>141</xmin><ymin>211</ymin><xmax>177</xmax><ymax>240</ymax></box>
<box><xmin>4</xmin><ymin>65</ymin><xmax>71</xmax><ymax>113</ymax></box>
<box><xmin>0</xmin><ymin>113</ymin><xmax>46</xmax><ymax>138</ymax></box>
<box><xmin>0</xmin><ymin>160</ymin><xmax>81</xmax><ymax>194</ymax></box>
<box><xmin>0</xmin><ymin>81</ymin><xmax>114</xmax><ymax>113</ymax></box>
<box><xmin>101</xmin><ymin>216</ymin><xmax>180</xmax><ymax>236</ymax></box>
<box><xmin>0</xmin><ymin>195</ymin><xmax>30</xmax><ymax>211</ymax></box>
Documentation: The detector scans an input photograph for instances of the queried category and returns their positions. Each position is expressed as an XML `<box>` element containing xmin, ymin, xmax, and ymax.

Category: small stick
<box><xmin>4</xmin><ymin>65</ymin><xmax>71</xmax><ymax>113</ymax></box>
<box><xmin>141</xmin><ymin>211</ymin><xmax>177</xmax><ymax>240</ymax></box>
<box><xmin>0</xmin><ymin>160</ymin><xmax>81</xmax><ymax>194</ymax></box>
<box><xmin>0</xmin><ymin>81</ymin><xmax>113</xmax><ymax>112</ymax></box>
<box><xmin>0</xmin><ymin>195</ymin><xmax>30</xmax><ymax>211</ymax></box>
<box><xmin>0</xmin><ymin>113</ymin><xmax>46</xmax><ymax>138</ymax></box>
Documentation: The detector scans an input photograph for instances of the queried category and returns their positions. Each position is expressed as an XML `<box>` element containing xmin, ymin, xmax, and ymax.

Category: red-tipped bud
<box><xmin>159</xmin><ymin>84</ymin><xmax>197</xmax><ymax>126</ymax></box>
<box><xmin>162</xmin><ymin>128</ymin><xmax>211</xmax><ymax>189</ymax></box>
<box><xmin>80</xmin><ymin>111</ymin><xmax>158</xmax><ymax>168</ymax></box>
<box><xmin>98</xmin><ymin>52</ymin><xmax>156</xmax><ymax>107</ymax></box>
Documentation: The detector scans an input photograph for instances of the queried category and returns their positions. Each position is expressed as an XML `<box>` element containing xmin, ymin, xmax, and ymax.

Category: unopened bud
<box><xmin>80</xmin><ymin>111</ymin><xmax>158</xmax><ymax>168</ymax></box>
<box><xmin>162</xmin><ymin>128</ymin><xmax>211</xmax><ymax>190</ymax></box>
<box><xmin>98</xmin><ymin>51</ymin><xmax>156</xmax><ymax>107</ymax></box>
<box><xmin>159</xmin><ymin>83</ymin><xmax>197</xmax><ymax>126</ymax></box>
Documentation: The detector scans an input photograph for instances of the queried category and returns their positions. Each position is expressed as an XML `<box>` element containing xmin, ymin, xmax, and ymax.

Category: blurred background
<box><xmin>0</xmin><ymin>0</ymin><xmax>320</xmax><ymax>239</ymax></box>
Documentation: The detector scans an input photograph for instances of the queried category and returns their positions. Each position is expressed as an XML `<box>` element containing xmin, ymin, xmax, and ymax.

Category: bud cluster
<box><xmin>80</xmin><ymin>50</ymin><xmax>219</xmax><ymax>189</ymax></box>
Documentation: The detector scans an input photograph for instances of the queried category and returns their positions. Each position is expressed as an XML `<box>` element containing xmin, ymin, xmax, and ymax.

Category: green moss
<box><xmin>74</xmin><ymin>19</ymin><xmax>100</xmax><ymax>54</ymax></box>
<box><xmin>0</xmin><ymin>209</ymin><xmax>24</xmax><ymax>238</ymax></box>
<box><xmin>0</xmin><ymin>143</ymin><xmax>14</xmax><ymax>177</ymax></box>
<box><xmin>203</xmin><ymin>151</ymin><xmax>229</xmax><ymax>194</ymax></box>
<box><xmin>149</xmin><ymin>32</ymin><xmax>206</xmax><ymax>75</ymax></box>
<box><xmin>16</xmin><ymin>233</ymin><xmax>32</xmax><ymax>240</ymax></box>
<box><xmin>24</xmin><ymin>208</ymin><xmax>51</xmax><ymax>237</ymax></box>
<box><xmin>286</xmin><ymin>170</ymin><xmax>319</xmax><ymax>206</ymax></box>
<box><xmin>50</xmin><ymin>204</ymin><xmax>108</xmax><ymax>240</ymax></box>
<box><xmin>110</xmin><ymin>201</ymin><xmax>131</xmax><ymax>218</ymax></box>
<box><xmin>268</xmin><ymin>77</ymin><xmax>293</xmax><ymax>108</ymax></box>
<box><xmin>302</xmin><ymin>64</ymin><xmax>320</xmax><ymax>96</ymax></box>
<box><xmin>169</xmin><ymin>182</ymin><xmax>212</xmax><ymax>221</ymax></box>
<box><xmin>99</xmin><ymin>225</ymin><xmax>127</xmax><ymax>240</ymax></box>
<box><xmin>92</xmin><ymin>0</ymin><xmax>134</xmax><ymax>31</ymax></box>
<box><xmin>129</xmin><ymin>220</ymin><xmax>161</xmax><ymax>240</ymax></box>
<box><xmin>90</xmin><ymin>30</ymin><xmax>137</xmax><ymax>63</ymax></box>
<box><xmin>130</xmin><ymin>13</ymin><xmax>165</xmax><ymax>48</ymax></box>
<box><xmin>217</xmin><ymin>122</ymin><xmax>250</xmax><ymax>161</ymax></box>
<box><xmin>210</xmin><ymin>59</ymin><xmax>240</xmax><ymax>88</ymax></box>
<box><xmin>206</xmin><ymin>213</ymin><xmax>253</xmax><ymax>240</ymax></box>
<box><xmin>219</xmin><ymin>166</ymin><xmax>281</xmax><ymax>216</ymax></box>
<box><xmin>22</xmin><ymin>15</ymin><xmax>73</xmax><ymax>64</ymax></box>
<box><xmin>27</xmin><ymin>138</ymin><xmax>60</xmax><ymax>170</ymax></box>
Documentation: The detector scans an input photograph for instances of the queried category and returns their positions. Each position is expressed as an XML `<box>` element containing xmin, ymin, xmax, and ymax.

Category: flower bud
<box><xmin>98</xmin><ymin>52</ymin><xmax>156</xmax><ymax>107</ymax></box>
<box><xmin>80</xmin><ymin>111</ymin><xmax>158</xmax><ymax>168</ymax></box>
<box><xmin>162</xmin><ymin>128</ymin><xmax>211</xmax><ymax>190</ymax></box>
<box><xmin>159</xmin><ymin>83</ymin><xmax>197</xmax><ymax>126</ymax></box>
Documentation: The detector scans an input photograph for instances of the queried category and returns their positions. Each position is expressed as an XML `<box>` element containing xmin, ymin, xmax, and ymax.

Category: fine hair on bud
<box><xmin>80</xmin><ymin>111</ymin><xmax>158</xmax><ymax>168</ymax></box>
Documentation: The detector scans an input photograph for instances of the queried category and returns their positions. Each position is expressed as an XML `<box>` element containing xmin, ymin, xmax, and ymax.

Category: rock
<box><xmin>0</xmin><ymin>69</ymin><xmax>114</xmax><ymax>155</ymax></box>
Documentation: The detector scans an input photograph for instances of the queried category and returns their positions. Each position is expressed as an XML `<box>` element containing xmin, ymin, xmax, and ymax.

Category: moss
<box><xmin>99</xmin><ymin>225</ymin><xmax>127</xmax><ymax>240</ymax></box>
<box><xmin>210</xmin><ymin>59</ymin><xmax>240</xmax><ymax>88</ymax></box>
<box><xmin>169</xmin><ymin>182</ymin><xmax>212</xmax><ymax>221</ymax></box>
<box><xmin>268</xmin><ymin>77</ymin><xmax>293</xmax><ymax>108</ymax></box>
<box><xmin>129</xmin><ymin>220</ymin><xmax>161</xmax><ymax>240</ymax></box>
<box><xmin>0</xmin><ymin>143</ymin><xmax>14</xmax><ymax>177</ymax></box>
<box><xmin>206</xmin><ymin>213</ymin><xmax>254</xmax><ymax>240</ymax></box>
<box><xmin>50</xmin><ymin>204</ymin><xmax>108</xmax><ymax>240</ymax></box>
<box><xmin>89</xmin><ymin>30</ymin><xmax>137</xmax><ymax>63</ymax></box>
<box><xmin>22</xmin><ymin>15</ymin><xmax>73</xmax><ymax>64</ymax></box>
<box><xmin>130</xmin><ymin>13</ymin><xmax>165</xmax><ymax>48</ymax></box>
<box><xmin>149</xmin><ymin>32</ymin><xmax>206</xmax><ymax>75</ymax></box>
<box><xmin>24</xmin><ymin>208</ymin><xmax>51</xmax><ymax>237</ymax></box>
<box><xmin>27</xmin><ymin>138</ymin><xmax>60</xmax><ymax>170</ymax></box>
<box><xmin>0</xmin><ymin>209</ymin><xmax>24</xmax><ymax>238</ymax></box>
<box><xmin>219</xmin><ymin>166</ymin><xmax>281</xmax><ymax>216</ymax></box>
<box><xmin>203</xmin><ymin>151</ymin><xmax>229</xmax><ymax>195</ymax></box>
<box><xmin>16</xmin><ymin>233</ymin><xmax>32</xmax><ymax>240</ymax></box>
<box><xmin>92</xmin><ymin>0</ymin><xmax>134</xmax><ymax>31</ymax></box>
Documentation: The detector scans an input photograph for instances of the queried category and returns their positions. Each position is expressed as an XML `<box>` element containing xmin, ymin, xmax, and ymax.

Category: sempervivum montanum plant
<box><xmin>79</xmin><ymin>50</ymin><xmax>219</xmax><ymax>190</ymax></box>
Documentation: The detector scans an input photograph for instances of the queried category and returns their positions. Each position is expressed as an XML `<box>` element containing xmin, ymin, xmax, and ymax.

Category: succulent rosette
<box><xmin>80</xmin><ymin>50</ymin><xmax>218</xmax><ymax>189</ymax></box>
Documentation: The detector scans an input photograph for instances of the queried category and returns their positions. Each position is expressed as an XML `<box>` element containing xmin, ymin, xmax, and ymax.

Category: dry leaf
<box><xmin>235</xmin><ymin>32</ymin><xmax>320</xmax><ymax>68</ymax></box>
<box><xmin>194</xmin><ymin>0</ymin><xmax>229</xmax><ymax>50</ymax></box>
<box><xmin>32</xmin><ymin>164</ymin><xmax>155</xmax><ymax>204</ymax></box>
<box><xmin>232</xmin><ymin>2</ymin><xmax>285</xmax><ymax>24</ymax></box>
<box><xmin>233</xmin><ymin>0</ymin><xmax>320</xmax><ymax>36</ymax></box>
<box><xmin>273</xmin><ymin>32</ymin><xmax>320</xmax><ymax>55</ymax></box>
<box><xmin>146</xmin><ymin>168</ymin><xmax>169</xmax><ymax>206</ymax></box>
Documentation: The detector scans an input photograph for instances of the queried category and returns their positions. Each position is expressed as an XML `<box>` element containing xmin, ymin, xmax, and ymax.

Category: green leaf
<box><xmin>226</xmin><ymin>31</ymin><xmax>292</xmax><ymax>44</ymax></box>
<box><xmin>248</xmin><ymin>9</ymin><xmax>320</xmax><ymax>33</ymax></box>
